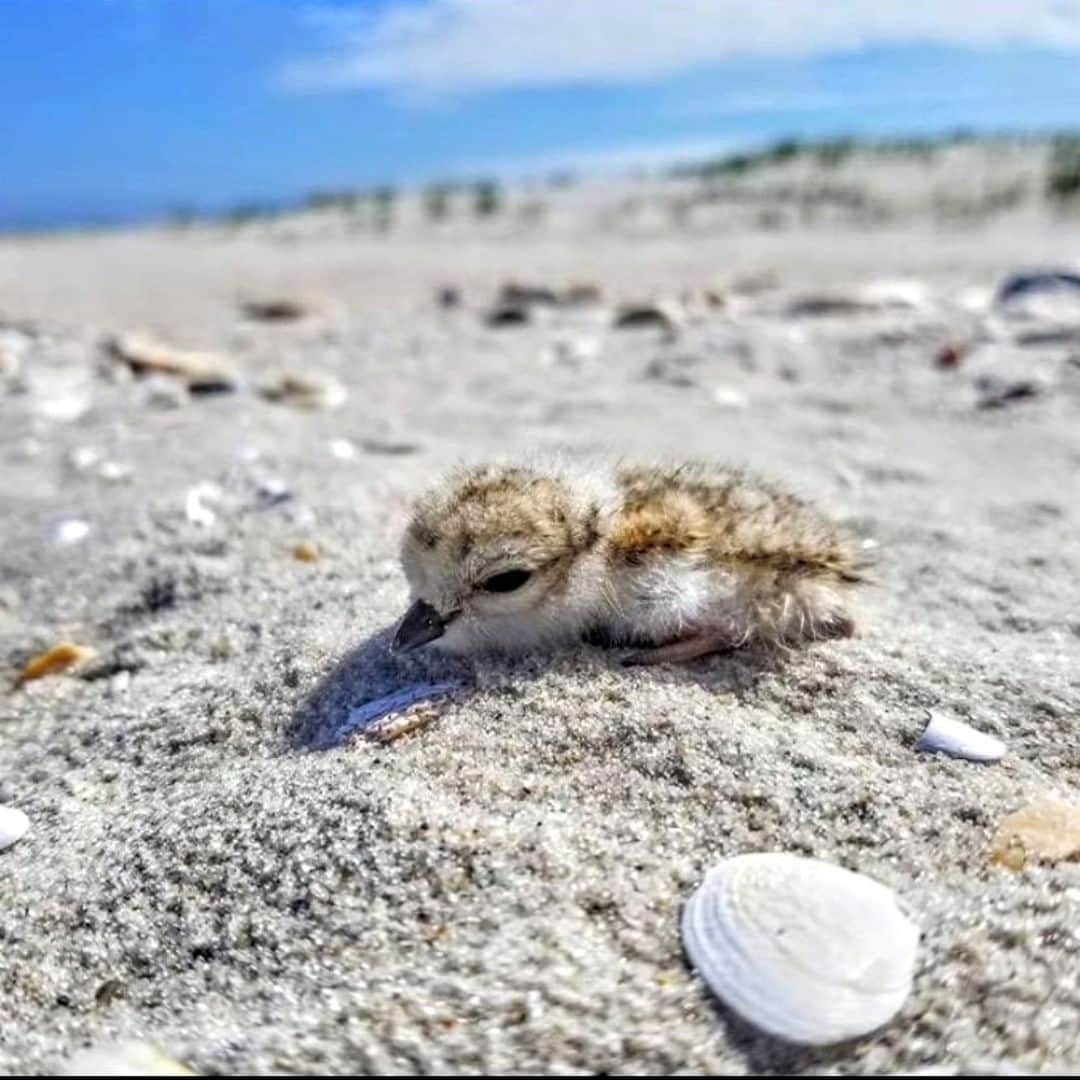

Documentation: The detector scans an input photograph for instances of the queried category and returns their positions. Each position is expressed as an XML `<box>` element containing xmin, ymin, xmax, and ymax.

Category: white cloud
<box><xmin>283</xmin><ymin>0</ymin><xmax>1080</xmax><ymax>94</ymax></box>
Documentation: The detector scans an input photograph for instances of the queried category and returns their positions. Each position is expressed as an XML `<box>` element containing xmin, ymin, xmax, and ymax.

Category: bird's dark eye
<box><xmin>480</xmin><ymin>569</ymin><xmax>532</xmax><ymax>593</ymax></box>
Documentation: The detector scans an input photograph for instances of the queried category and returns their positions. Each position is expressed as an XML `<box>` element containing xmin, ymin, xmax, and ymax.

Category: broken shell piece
<box><xmin>54</xmin><ymin>519</ymin><xmax>90</xmax><ymax>546</ymax></box>
<box><xmin>0</xmin><ymin>806</ymin><xmax>30</xmax><ymax>852</ymax></box>
<box><xmin>498</xmin><ymin>282</ymin><xmax>559</xmax><ymax>307</ymax></box>
<box><xmin>59</xmin><ymin>1041</ymin><xmax>195</xmax><ymax>1076</ymax></box>
<box><xmin>712</xmin><ymin>385</ymin><xmax>750</xmax><ymax>410</ymax></box>
<box><xmin>364</xmin><ymin>702</ymin><xmax>440</xmax><ymax>744</ymax></box>
<box><xmin>97</xmin><ymin>461</ymin><xmax>134</xmax><ymax>484</ymax></box>
<box><xmin>185</xmin><ymin>483</ymin><xmax>222</xmax><ymax>528</ymax></box>
<box><xmin>360</xmin><ymin>437</ymin><xmax>419</xmax><ymax>456</ymax></box>
<box><xmin>546</xmin><ymin>336</ymin><xmax>602</xmax><ymax>368</ymax></box>
<box><xmin>975</xmin><ymin>377</ymin><xmax>1042</xmax><ymax>410</ymax></box>
<box><xmin>19</xmin><ymin>641</ymin><xmax>96</xmax><ymax>683</ymax></box>
<box><xmin>485</xmin><ymin>304</ymin><xmax>530</xmax><ymax>328</ymax></box>
<box><xmin>613</xmin><ymin>301</ymin><xmax>683</xmax><ymax>335</ymax></box>
<box><xmin>989</xmin><ymin>799</ymin><xmax>1080</xmax><ymax>871</ymax></box>
<box><xmin>69</xmin><ymin>446</ymin><xmax>101</xmax><ymax>472</ymax></box>
<box><xmin>682</xmin><ymin>853</ymin><xmax>918</xmax><ymax>1045</ymax></box>
<box><xmin>32</xmin><ymin>378</ymin><xmax>93</xmax><ymax>422</ymax></box>
<box><xmin>916</xmin><ymin>711</ymin><xmax>1005</xmax><ymax>763</ymax></box>
<box><xmin>105</xmin><ymin>332</ymin><xmax>238</xmax><ymax>393</ymax></box>
<box><xmin>327</xmin><ymin>438</ymin><xmax>356</xmax><ymax>460</ymax></box>
<box><xmin>241</xmin><ymin>297</ymin><xmax>311</xmax><ymax>322</ymax></box>
<box><xmin>332</xmin><ymin>681</ymin><xmax>459</xmax><ymax>746</ymax></box>
<box><xmin>259</xmin><ymin>371</ymin><xmax>346</xmax><ymax>409</ymax></box>
<box><xmin>995</xmin><ymin>269</ymin><xmax>1080</xmax><ymax>315</ymax></box>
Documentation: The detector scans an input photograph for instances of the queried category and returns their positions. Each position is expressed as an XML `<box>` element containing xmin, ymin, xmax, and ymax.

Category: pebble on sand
<box><xmin>291</xmin><ymin>539</ymin><xmax>320</xmax><ymax>563</ymax></box>
<box><xmin>241</xmin><ymin>297</ymin><xmax>311</xmax><ymax>322</ymax></box>
<box><xmin>936</xmin><ymin>343</ymin><xmax>966</xmax><ymax>369</ymax></box>
<box><xmin>259</xmin><ymin>371</ymin><xmax>347</xmax><ymax>409</ymax></box>
<box><xmin>18</xmin><ymin>641</ymin><xmax>96</xmax><ymax>683</ymax></box>
<box><xmin>0</xmin><ymin>806</ymin><xmax>30</xmax><ymax>852</ymax></box>
<box><xmin>989</xmin><ymin>799</ymin><xmax>1080</xmax><ymax>871</ymax></box>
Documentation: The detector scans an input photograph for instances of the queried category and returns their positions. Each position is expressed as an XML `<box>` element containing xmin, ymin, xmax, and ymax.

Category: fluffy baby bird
<box><xmin>392</xmin><ymin>461</ymin><xmax>866</xmax><ymax>663</ymax></box>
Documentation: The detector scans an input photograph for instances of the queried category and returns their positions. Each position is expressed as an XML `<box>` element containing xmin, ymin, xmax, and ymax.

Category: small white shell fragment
<box><xmin>0</xmin><ymin>805</ymin><xmax>30</xmax><ymax>852</ymax></box>
<box><xmin>328</xmin><ymin>437</ymin><xmax>356</xmax><ymax>460</ymax></box>
<box><xmin>59</xmin><ymin>1041</ymin><xmax>195</xmax><ymax>1076</ymax></box>
<box><xmin>185</xmin><ymin>483</ymin><xmax>222</xmax><ymax>528</ymax></box>
<box><xmin>682</xmin><ymin>853</ymin><xmax>919</xmax><ymax>1045</ymax></box>
<box><xmin>54</xmin><ymin>518</ymin><xmax>90</xmax><ymax>545</ymax></box>
<box><xmin>98</xmin><ymin>461</ymin><xmax>134</xmax><ymax>484</ymax></box>
<box><xmin>916</xmin><ymin>711</ymin><xmax>1005</xmax><ymax>763</ymax></box>
<box><xmin>334</xmin><ymin>681</ymin><xmax>459</xmax><ymax>744</ymax></box>
<box><xmin>712</xmin><ymin>385</ymin><xmax>749</xmax><ymax>410</ymax></box>
<box><xmin>69</xmin><ymin>446</ymin><xmax>102</xmax><ymax>471</ymax></box>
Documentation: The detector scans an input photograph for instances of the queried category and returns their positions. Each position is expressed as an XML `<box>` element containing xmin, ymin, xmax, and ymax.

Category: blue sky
<box><xmin>3</xmin><ymin>0</ymin><xmax>1080</xmax><ymax>228</ymax></box>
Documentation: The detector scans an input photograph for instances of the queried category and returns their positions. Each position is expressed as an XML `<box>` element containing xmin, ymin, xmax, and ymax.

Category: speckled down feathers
<box><xmin>400</xmin><ymin>460</ymin><xmax>867</xmax><ymax>656</ymax></box>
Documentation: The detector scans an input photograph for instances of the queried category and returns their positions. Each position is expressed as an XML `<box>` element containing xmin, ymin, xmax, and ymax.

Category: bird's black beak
<box><xmin>391</xmin><ymin>598</ymin><xmax>451</xmax><ymax>653</ymax></box>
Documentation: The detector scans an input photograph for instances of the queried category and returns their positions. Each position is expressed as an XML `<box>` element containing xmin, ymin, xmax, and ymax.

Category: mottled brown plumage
<box><xmin>393</xmin><ymin>460</ymin><xmax>867</xmax><ymax>661</ymax></box>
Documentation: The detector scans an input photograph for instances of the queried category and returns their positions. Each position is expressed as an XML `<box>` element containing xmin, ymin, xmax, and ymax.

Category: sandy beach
<box><xmin>2</xmin><ymin>149</ymin><xmax>1079</xmax><ymax>1074</ymax></box>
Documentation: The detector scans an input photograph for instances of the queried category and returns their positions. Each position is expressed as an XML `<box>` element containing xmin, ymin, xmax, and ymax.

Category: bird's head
<box><xmin>394</xmin><ymin>464</ymin><xmax>605</xmax><ymax>655</ymax></box>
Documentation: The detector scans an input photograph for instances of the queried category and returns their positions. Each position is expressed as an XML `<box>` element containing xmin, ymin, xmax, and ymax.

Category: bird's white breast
<box><xmin>605</xmin><ymin>555</ymin><xmax>730</xmax><ymax>645</ymax></box>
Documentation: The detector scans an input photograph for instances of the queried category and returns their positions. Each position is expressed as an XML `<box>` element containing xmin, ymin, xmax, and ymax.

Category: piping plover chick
<box><xmin>392</xmin><ymin>461</ymin><xmax>866</xmax><ymax>664</ymax></box>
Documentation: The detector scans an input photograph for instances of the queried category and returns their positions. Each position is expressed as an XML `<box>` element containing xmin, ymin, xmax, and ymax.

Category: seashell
<box><xmin>363</xmin><ymin>702</ymin><xmax>440</xmax><ymax>744</ymax></box>
<box><xmin>989</xmin><ymin>799</ymin><xmax>1080</xmax><ymax>871</ymax></box>
<box><xmin>916</xmin><ymin>711</ymin><xmax>1005</xmax><ymax>763</ymax></box>
<box><xmin>59</xmin><ymin>1040</ymin><xmax>195</xmax><ymax>1076</ymax></box>
<box><xmin>98</xmin><ymin>461</ymin><xmax>134</xmax><ymax>484</ymax></box>
<box><xmin>54</xmin><ymin>518</ymin><xmax>90</xmax><ymax>545</ymax></box>
<box><xmin>105</xmin><ymin>332</ymin><xmax>237</xmax><ymax>393</ymax></box>
<box><xmin>18</xmin><ymin>641</ymin><xmax>96</xmax><ymax>683</ymax></box>
<box><xmin>327</xmin><ymin>437</ymin><xmax>356</xmax><ymax>460</ymax></box>
<box><xmin>682</xmin><ymin>853</ymin><xmax>918</xmax><ymax>1045</ymax></box>
<box><xmin>332</xmin><ymin>680</ymin><xmax>459</xmax><ymax>746</ymax></box>
<box><xmin>613</xmin><ymin>301</ymin><xmax>683</xmax><ymax>335</ymax></box>
<box><xmin>712</xmin><ymin>385</ymin><xmax>750</xmax><ymax>411</ymax></box>
<box><xmin>0</xmin><ymin>806</ymin><xmax>30</xmax><ymax>852</ymax></box>
<box><xmin>185</xmin><ymin>483</ymin><xmax>222</xmax><ymax>528</ymax></box>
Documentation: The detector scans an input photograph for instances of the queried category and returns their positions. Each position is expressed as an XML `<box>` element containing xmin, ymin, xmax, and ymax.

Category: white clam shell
<box><xmin>0</xmin><ymin>806</ymin><xmax>30</xmax><ymax>851</ymax></box>
<box><xmin>916</xmin><ymin>711</ymin><xmax>1005</xmax><ymax>763</ymax></box>
<box><xmin>682</xmin><ymin>853</ymin><xmax>918</xmax><ymax>1045</ymax></box>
